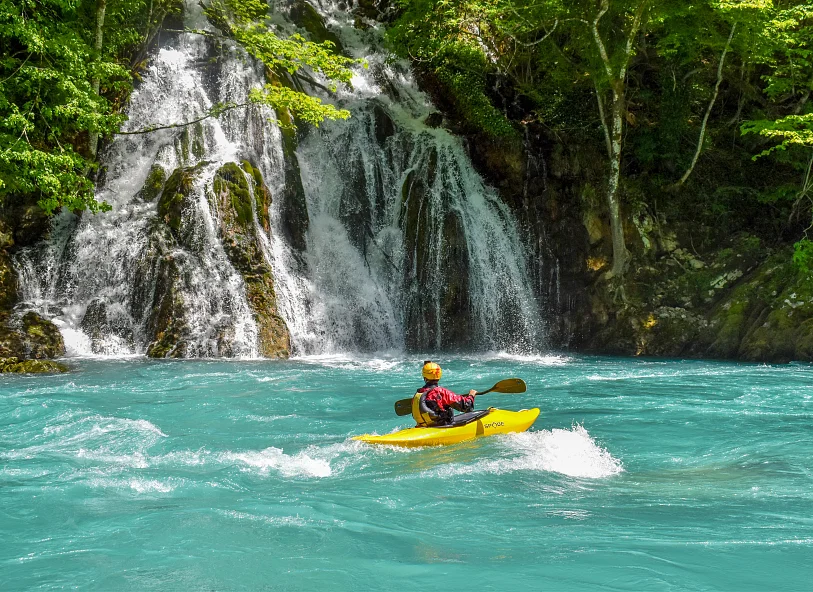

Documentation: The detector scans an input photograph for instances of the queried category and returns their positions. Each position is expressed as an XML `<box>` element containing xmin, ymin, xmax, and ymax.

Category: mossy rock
<box><xmin>278</xmin><ymin>134</ymin><xmax>310</xmax><ymax>253</ymax></box>
<box><xmin>240</xmin><ymin>161</ymin><xmax>272</xmax><ymax>232</ymax></box>
<box><xmin>0</xmin><ymin>251</ymin><xmax>18</xmax><ymax>311</ymax></box>
<box><xmin>0</xmin><ymin>313</ymin><xmax>24</xmax><ymax>357</ymax></box>
<box><xmin>22</xmin><ymin>312</ymin><xmax>65</xmax><ymax>358</ymax></box>
<box><xmin>158</xmin><ymin>165</ymin><xmax>203</xmax><ymax>234</ymax></box>
<box><xmin>192</xmin><ymin>121</ymin><xmax>205</xmax><ymax>159</ymax></box>
<box><xmin>0</xmin><ymin>311</ymin><xmax>65</xmax><ymax>359</ymax></box>
<box><xmin>139</xmin><ymin>164</ymin><xmax>167</xmax><ymax>202</ymax></box>
<box><xmin>0</xmin><ymin>357</ymin><xmax>68</xmax><ymax>373</ymax></box>
<box><xmin>145</xmin><ymin>254</ymin><xmax>189</xmax><ymax>358</ymax></box>
<box><xmin>209</xmin><ymin>162</ymin><xmax>291</xmax><ymax>358</ymax></box>
<box><xmin>213</xmin><ymin>162</ymin><xmax>254</xmax><ymax>230</ymax></box>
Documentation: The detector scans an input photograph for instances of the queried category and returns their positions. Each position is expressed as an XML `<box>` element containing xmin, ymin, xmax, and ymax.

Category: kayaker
<box><xmin>412</xmin><ymin>361</ymin><xmax>477</xmax><ymax>427</ymax></box>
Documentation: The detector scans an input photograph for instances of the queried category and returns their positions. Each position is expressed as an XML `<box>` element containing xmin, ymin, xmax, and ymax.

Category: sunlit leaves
<box><xmin>202</xmin><ymin>0</ymin><xmax>359</xmax><ymax>124</ymax></box>
<box><xmin>248</xmin><ymin>85</ymin><xmax>350</xmax><ymax>127</ymax></box>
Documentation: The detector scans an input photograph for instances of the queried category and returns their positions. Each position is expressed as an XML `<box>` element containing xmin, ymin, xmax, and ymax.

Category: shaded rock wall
<box><xmin>0</xmin><ymin>208</ymin><xmax>65</xmax><ymax>363</ymax></box>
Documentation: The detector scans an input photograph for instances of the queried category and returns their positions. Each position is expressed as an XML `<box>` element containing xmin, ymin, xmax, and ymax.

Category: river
<box><xmin>2</xmin><ymin>355</ymin><xmax>811</xmax><ymax>590</ymax></box>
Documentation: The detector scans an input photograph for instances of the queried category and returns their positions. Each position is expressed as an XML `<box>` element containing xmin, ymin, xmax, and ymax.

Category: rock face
<box><xmin>137</xmin><ymin>161</ymin><xmax>289</xmax><ymax>358</ymax></box>
<box><xmin>142</xmin><ymin>165</ymin><xmax>201</xmax><ymax>357</ymax></box>
<box><xmin>210</xmin><ymin>162</ymin><xmax>290</xmax><ymax>358</ymax></box>
<box><xmin>0</xmin><ymin>214</ymin><xmax>66</xmax><ymax>367</ymax></box>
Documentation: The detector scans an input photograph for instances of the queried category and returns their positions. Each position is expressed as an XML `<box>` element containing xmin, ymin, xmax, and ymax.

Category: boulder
<box><xmin>0</xmin><ymin>357</ymin><xmax>68</xmax><ymax>374</ymax></box>
<box><xmin>0</xmin><ymin>311</ymin><xmax>65</xmax><ymax>359</ymax></box>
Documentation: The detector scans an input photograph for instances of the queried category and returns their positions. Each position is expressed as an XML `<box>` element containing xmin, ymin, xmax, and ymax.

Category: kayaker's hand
<box><xmin>469</xmin><ymin>389</ymin><xmax>477</xmax><ymax>397</ymax></box>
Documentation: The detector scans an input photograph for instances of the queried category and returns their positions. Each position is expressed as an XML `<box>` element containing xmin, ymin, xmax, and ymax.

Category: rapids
<box><xmin>2</xmin><ymin>355</ymin><xmax>812</xmax><ymax>590</ymax></box>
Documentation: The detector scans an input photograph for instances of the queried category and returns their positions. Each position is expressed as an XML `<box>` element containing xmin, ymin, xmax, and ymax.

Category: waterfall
<box><xmin>13</xmin><ymin>1</ymin><xmax>546</xmax><ymax>357</ymax></box>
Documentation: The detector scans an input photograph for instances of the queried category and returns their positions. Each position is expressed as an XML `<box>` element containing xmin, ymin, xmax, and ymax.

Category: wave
<box><xmin>429</xmin><ymin>425</ymin><xmax>623</xmax><ymax>479</ymax></box>
<box><xmin>219</xmin><ymin>447</ymin><xmax>332</xmax><ymax>478</ymax></box>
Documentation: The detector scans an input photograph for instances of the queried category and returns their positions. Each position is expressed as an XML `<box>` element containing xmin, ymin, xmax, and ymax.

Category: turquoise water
<box><xmin>2</xmin><ymin>355</ymin><xmax>812</xmax><ymax>590</ymax></box>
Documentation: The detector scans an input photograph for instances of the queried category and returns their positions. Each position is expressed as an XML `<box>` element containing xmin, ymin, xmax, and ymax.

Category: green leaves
<box><xmin>202</xmin><ymin>0</ymin><xmax>359</xmax><ymax>125</ymax></box>
<box><xmin>0</xmin><ymin>0</ymin><xmax>129</xmax><ymax>214</ymax></box>
<box><xmin>248</xmin><ymin>85</ymin><xmax>350</xmax><ymax>127</ymax></box>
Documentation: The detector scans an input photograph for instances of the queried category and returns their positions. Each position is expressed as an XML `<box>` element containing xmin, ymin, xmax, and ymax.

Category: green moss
<box><xmin>159</xmin><ymin>167</ymin><xmax>198</xmax><ymax>233</ymax></box>
<box><xmin>140</xmin><ymin>165</ymin><xmax>167</xmax><ymax>202</ymax></box>
<box><xmin>0</xmin><ymin>357</ymin><xmax>68</xmax><ymax>373</ymax></box>
<box><xmin>214</xmin><ymin>162</ymin><xmax>253</xmax><ymax>228</ymax></box>
<box><xmin>241</xmin><ymin>160</ymin><xmax>264</xmax><ymax>188</ymax></box>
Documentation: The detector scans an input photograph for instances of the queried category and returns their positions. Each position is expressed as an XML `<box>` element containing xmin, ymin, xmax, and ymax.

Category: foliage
<box><xmin>202</xmin><ymin>0</ymin><xmax>358</xmax><ymax>126</ymax></box>
<box><xmin>0</xmin><ymin>0</ymin><xmax>355</xmax><ymax>217</ymax></box>
<box><xmin>0</xmin><ymin>0</ymin><xmax>178</xmax><ymax>215</ymax></box>
<box><xmin>793</xmin><ymin>238</ymin><xmax>813</xmax><ymax>274</ymax></box>
<box><xmin>740</xmin><ymin>4</ymin><xmax>813</xmax><ymax>157</ymax></box>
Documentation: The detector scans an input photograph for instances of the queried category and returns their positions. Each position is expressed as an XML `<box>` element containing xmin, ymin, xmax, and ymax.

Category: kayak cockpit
<box><xmin>432</xmin><ymin>409</ymin><xmax>492</xmax><ymax>428</ymax></box>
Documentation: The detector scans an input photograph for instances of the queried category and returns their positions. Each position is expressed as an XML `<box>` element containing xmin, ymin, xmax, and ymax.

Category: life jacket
<box><xmin>411</xmin><ymin>386</ymin><xmax>438</xmax><ymax>427</ymax></box>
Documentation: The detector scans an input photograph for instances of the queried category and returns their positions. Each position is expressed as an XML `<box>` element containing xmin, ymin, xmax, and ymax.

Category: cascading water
<box><xmin>15</xmin><ymin>6</ymin><xmax>275</xmax><ymax>357</ymax></box>
<box><xmin>14</xmin><ymin>0</ymin><xmax>546</xmax><ymax>357</ymax></box>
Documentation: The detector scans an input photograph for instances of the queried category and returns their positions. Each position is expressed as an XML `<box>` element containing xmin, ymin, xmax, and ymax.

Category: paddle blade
<box><xmin>491</xmin><ymin>378</ymin><xmax>526</xmax><ymax>394</ymax></box>
<box><xmin>394</xmin><ymin>398</ymin><xmax>413</xmax><ymax>416</ymax></box>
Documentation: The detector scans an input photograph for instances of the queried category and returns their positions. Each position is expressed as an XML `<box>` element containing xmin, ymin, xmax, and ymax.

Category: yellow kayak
<box><xmin>353</xmin><ymin>408</ymin><xmax>540</xmax><ymax>448</ymax></box>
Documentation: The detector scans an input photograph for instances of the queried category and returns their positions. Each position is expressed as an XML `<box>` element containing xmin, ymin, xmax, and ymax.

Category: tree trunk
<box><xmin>88</xmin><ymin>0</ymin><xmax>107</xmax><ymax>160</ymax></box>
<box><xmin>590</xmin><ymin>0</ymin><xmax>649</xmax><ymax>278</ymax></box>
<box><xmin>607</xmin><ymin>84</ymin><xmax>628</xmax><ymax>278</ymax></box>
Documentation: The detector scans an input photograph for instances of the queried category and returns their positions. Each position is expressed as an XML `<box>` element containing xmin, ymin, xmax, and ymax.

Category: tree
<box><xmin>392</xmin><ymin>0</ymin><xmax>658</xmax><ymax>278</ymax></box>
<box><xmin>739</xmin><ymin>2</ymin><xmax>813</xmax><ymax>264</ymax></box>
<box><xmin>0</xmin><ymin>0</ymin><xmax>131</xmax><ymax>214</ymax></box>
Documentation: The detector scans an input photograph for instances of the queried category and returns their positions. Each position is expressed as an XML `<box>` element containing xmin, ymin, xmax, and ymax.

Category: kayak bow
<box><xmin>353</xmin><ymin>407</ymin><xmax>540</xmax><ymax>448</ymax></box>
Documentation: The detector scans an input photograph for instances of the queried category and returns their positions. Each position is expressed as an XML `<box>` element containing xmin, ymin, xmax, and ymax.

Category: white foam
<box><xmin>216</xmin><ymin>509</ymin><xmax>307</xmax><ymax>527</ymax></box>
<box><xmin>430</xmin><ymin>425</ymin><xmax>623</xmax><ymax>479</ymax></box>
<box><xmin>245</xmin><ymin>413</ymin><xmax>297</xmax><ymax>423</ymax></box>
<box><xmin>87</xmin><ymin>476</ymin><xmax>177</xmax><ymax>493</ymax></box>
<box><xmin>490</xmin><ymin>352</ymin><xmax>572</xmax><ymax>365</ymax></box>
<box><xmin>220</xmin><ymin>446</ymin><xmax>332</xmax><ymax>478</ymax></box>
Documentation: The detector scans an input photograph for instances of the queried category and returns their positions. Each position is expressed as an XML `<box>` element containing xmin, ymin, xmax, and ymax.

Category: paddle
<box><xmin>393</xmin><ymin>378</ymin><xmax>527</xmax><ymax>416</ymax></box>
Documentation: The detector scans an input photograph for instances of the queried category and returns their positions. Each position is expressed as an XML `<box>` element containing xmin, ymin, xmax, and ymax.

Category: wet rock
<box><xmin>424</xmin><ymin>112</ymin><xmax>443</xmax><ymax>129</ymax></box>
<box><xmin>0</xmin><ymin>357</ymin><xmax>68</xmax><ymax>373</ymax></box>
<box><xmin>289</xmin><ymin>0</ymin><xmax>343</xmax><ymax>52</ymax></box>
<box><xmin>278</xmin><ymin>130</ymin><xmax>310</xmax><ymax>253</ymax></box>
<box><xmin>0</xmin><ymin>311</ymin><xmax>65</xmax><ymax>359</ymax></box>
<box><xmin>158</xmin><ymin>164</ymin><xmax>206</xmax><ymax>247</ymax></box>
<box><xmin>79</xmin><ymin>299</ymin><xmax>135</xmax><ymax>354</ymax></box>
<box><xmin>4</xmin><ymin>204</ymin><xmax>51</xmax><ymax>248</ymax></box>
<box><xmin>241</xmin><ymin>160</ymin><xmax>271</xmax><ymax>231</ymax></box>
<box><xmin>22</xmin><ymin>311</ymin><xmax>65</xmax><ymax>358</ymax></box>
<box><xmin>145</xmin><ymin>251</ymin><xmax>189</xmax><ymax>358</ymax></box>
<box><xmin>139</xmin><ymin>164</ymin><xmax>167</xmax><ymax>202</ymax></box>
<box><xmin>438</xmin><ymin>210</ymin><xmax>472</xmax><ymax>348</ymax></box>
<box><xmin>210</xmin><ymin>162</ymin><xmax>291</xmax><ymax>358</ymax></box>
<box><xmin>0</xmin><ymin>221</ymin><xmax>18</xmax><ymax>311</ymax></box>
<box><xmin>373</xmin><ymin>103</ymin><xmax>396</xmax><ymax>144</ymax></box>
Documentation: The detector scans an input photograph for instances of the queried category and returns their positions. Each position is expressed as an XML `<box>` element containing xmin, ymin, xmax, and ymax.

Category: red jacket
<box><xmin>418</xmin><ymin>384</ymin><xmax>475</xmax><ymax>414</ymax></box>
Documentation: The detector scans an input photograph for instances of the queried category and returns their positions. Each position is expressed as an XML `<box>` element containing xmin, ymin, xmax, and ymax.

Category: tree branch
<box><xmin>114</xmin><ymin>102</ymin><xmax>251</xmax><ymax>135</ymax></box>
<box><xmin>594</xmin><ymin>80</ymin><xmax>613</xmax><ymax>159</ymax></box>
<box><xmin>674</xmin><ymin>21</ymin><xmax>737</xmax><ymax>188</ymax></box>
